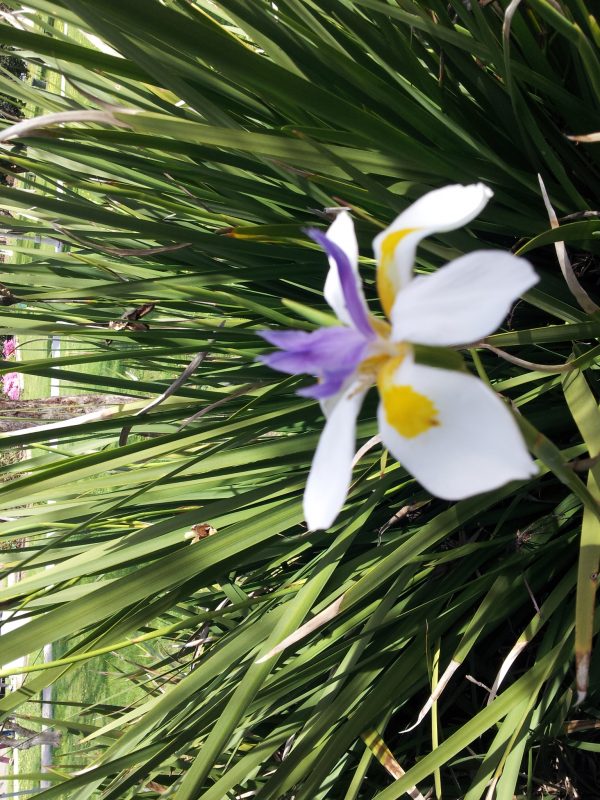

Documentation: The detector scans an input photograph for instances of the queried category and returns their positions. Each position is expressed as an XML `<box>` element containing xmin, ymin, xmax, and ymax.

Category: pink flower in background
<box><xmin>3</xmin><ymin>372</ymin><xmax>22</xmax><ymax>400</ymax></box>
<box><xmin>3</xmin><ymin>338</ymin><xmax>15</xmax><ymax>359</ymax></box>
<box><xmin>2</xmin><ymin>337</ymin><xmax>22</xmax><ymax>400</ymax></box>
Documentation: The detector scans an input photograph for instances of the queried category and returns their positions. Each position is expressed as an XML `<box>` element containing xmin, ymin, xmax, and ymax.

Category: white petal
<box><xmin>304</xmin><ymin>381</ymin><xmax>367</xmax><ymax>530</ymax></box>
<box><xmin>377</xmin><ymin>184</ymin><xmax>493</xmax><ymax>239</ymax></box>
<box><xmin>377</xmin><ymin>358</ymin><xmax>537</xmax><ymax>500</ymax></box>
<box><xmin>390</xmin><ymin>251</ymin><xmax>538</xmax><ymax>346</ymax></box>
<box><xmin>372</xmin><ymin>184</ymin><xmax>493</xmax><ymax>314</ymax></box>
<box><xmin>319</xmin><ymin>388</ymin><xmax>342</xmax><ymax>419</ymax></box>
<box><xmin>323</xmin><ymin>211</ymin><xmax>368</xmax><ymax>328</ymax></box>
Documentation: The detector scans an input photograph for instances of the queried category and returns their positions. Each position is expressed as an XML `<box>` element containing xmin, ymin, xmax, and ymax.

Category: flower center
<box><xmin>358</xmin><ymin>341</ymin><xmax>408</xmax><ymax>384</ymax></box>
<box><xmin>377</xmin><ymin>357</ymin><xmax>439</xmax><ymax>438</ymax></box>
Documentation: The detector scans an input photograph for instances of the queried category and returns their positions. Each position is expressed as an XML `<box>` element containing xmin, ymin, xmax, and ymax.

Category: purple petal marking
<box><xmin>258</xmin><ymin>326</ymin><xmax>367</xmax><ymax>399</ymax></box>
<box><xmin>306</xmin><ymin>228</ymin><xmax>374</xmax><ymax>339</ymax></box>
<box><xmin>259</xmin><ymin>329</ymin><xmax>318</xmax><ymax>349</ymax></box>
<box><xmin>297</xmin><ymin>372</ymin><xmax>347</xmax><ymax>399</ymax></box>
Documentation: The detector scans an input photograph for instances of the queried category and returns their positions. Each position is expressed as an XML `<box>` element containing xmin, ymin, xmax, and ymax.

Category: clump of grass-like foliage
<box><xmin>0</xmin><ymin>2</ymin><xmax>598</xmax><ymax>798</ymax></box>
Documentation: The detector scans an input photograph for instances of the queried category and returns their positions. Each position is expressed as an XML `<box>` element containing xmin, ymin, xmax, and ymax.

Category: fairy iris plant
<box><xmin>260</xmin><ymin>185</ymin><xmax>539</xmax><ymax>530</ymax></box>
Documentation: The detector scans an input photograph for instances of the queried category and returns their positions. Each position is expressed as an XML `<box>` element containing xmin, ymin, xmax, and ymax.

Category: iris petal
<box><xmin>307</xmin><ymin>228</ymin><xmax>374</xmax><ymax>338</ymax></box>
<box><xmin>378</xmin><ymin>357</ymin><xmax>537</xmax><ymax>500</ymax></box>
<box><xmin>389</xmin><ymin>251</ymin><xmax>538</xmax><ymax>346</ymax></box>
<box><xmin>304</xmin><ymin>381</ymin><xmax>368</xmax><ymax>530</ymax></box>
<box><xmin>373</xmin><ymin>184</ymin><xmax>493</xmax><ymax>301</ymax></box>
<box><xmin>258</xmin><ymin>326</ymin><xmax>367</xmax><ymax>399</ymax></box>
<box><xmin>322</xmin><ymin>211</ymin><xmax>363</xmax><ymax>328</ymax></box>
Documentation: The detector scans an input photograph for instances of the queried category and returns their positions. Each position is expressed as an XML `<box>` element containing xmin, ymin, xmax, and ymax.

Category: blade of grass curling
<box><xmin>487</xmin><ymin>566</ymin><xmax>577</xmax><ymax>703</ymax></box>
<box><xmin>537</xmin><ymin>174</ymin><xmax>599</xmax><ymax>313</ymax></box>
<box><xmin>401</xmin><ymin>574</ymin><xmax>522</xmax><ymax>733</ymax></box>
<box><xmin>562</xmin><ymin>365</ymin><xmax>600</xmax><ymax>702</ymax></box>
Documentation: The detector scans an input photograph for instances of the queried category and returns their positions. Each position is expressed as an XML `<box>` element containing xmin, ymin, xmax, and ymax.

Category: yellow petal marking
<box><xmin>378</xmin><ymin>357</ymin><xmax>439</xmax><ymax>438</ymax></box>
<box><xmin>358</xmin><ymin>343</ymin><xmax>408</xmax><ymax>384</ymax></box>
<box><xmin>369</xmin><ymin>315</ymin><xmax>392</xmax><ymax>338</ymax></box>
<box><xmin>376</xmin><ymin>227</ymin><xmax>417</xmax><ymax>318</ymax></box>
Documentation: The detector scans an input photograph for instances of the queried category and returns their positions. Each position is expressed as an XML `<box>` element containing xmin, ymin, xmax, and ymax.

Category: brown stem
<box><xmin>477</xmin><ymin>343</ymin><xmax>573</xmax><ymax>373</ymax></box>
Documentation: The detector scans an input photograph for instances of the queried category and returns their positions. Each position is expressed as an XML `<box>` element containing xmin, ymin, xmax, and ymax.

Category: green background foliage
<box><xmin>0</xmin><ymin>1</ymin><xmax>598</xmax><ymax>797</ymax></box>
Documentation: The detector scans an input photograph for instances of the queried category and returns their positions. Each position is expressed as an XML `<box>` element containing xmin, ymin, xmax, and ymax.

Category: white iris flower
<box><xmin>260</xmin><ymin>184</ymin><xmax>539</xmax><ymax>530</ymax></box>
